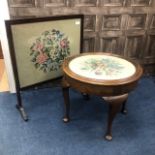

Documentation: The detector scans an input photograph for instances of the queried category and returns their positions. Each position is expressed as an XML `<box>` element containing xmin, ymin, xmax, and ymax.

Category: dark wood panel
<box><xmin>44</xmin><ymin>0</ymin><xmax>67</xmax><ymax>7</ymax></box>
<box><xmin>8</xmin><ymin>0</ymin><xmax>36</xmax><ymax>7</ymax></box>
<box><xmin>84</xmin><ymin>15</ymin><xmax>96</xmax><ymax>31</ymax></box>
<box><xmin>99</xmin><ymin>36</ymin><xmax>124</xmax><ymax>55</ymax></box>
<box><xmin>127</xmin><ymin>14</ymin><xmax>147</xmax><ymax>29</ymax></box>
<box><xmin>100</xmin><ymin>0</ymin><xmax>125</xmax><ymax>6</ymax></box>
<box><xmin>144</xmin><ymin>35</ymin><xmax>155</xmax><ymax>62</ymax></box>
<box><xmin>72</xmin><ymin>0</ymin><xmax>97</xmax><ymax>7</ymax></box>
<box><xmin>150</xmin><ymin>14</ymin><xmax>155</xmax><ymax>29</ymax></box>
<box><xmin>101</xmin><ymin>15</ymin><xmax>122</xmax><ymax>30</ymax></box>
<box><xmin>127</xmin><ymin>0</ymin><xmax>152</xmax><ymax>6</ymax></box>
<box><xmin>124</xmin><ymin>36</ymin><xmax>144</xmax><ymax>59</ymax></box>
<box><xmin>83</xmin><ymin>38</ymin><xmax>95</xmax><ymax>52</ymax></box>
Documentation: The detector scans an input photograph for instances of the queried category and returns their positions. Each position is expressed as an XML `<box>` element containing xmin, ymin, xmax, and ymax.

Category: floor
<box><xmin>0</xmin><ymin>59</ymin><xmax>9</xmax><ymax>92</ymax></box>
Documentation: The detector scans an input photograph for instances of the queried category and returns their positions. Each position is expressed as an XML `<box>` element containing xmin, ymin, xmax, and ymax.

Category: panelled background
<box><xmin>7</xmin><ymin>0</ymin><xmax>155</xmax><ymax>75</ymax></box>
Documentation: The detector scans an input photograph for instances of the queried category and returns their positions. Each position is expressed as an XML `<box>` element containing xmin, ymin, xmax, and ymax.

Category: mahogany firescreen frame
<box><xmin>5</xmin><ymin>15</ymin><xmax>84</xmax><ymax>120</ymax></box>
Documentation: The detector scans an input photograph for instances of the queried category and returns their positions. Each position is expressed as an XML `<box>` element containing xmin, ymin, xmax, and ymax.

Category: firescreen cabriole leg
<box><xmin>16</xmin><ymin>91</ymin><xmax>28</xmax><ymax>121</ymax></box>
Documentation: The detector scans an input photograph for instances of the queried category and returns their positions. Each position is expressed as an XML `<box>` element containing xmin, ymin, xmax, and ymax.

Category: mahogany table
<box><xmin>62</xmin><ymin>52</ymin><xmax>143</xmax><ymax>140</ymax></box>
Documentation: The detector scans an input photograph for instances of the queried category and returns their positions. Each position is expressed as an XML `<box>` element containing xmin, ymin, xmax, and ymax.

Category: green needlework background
<box><xmin>11</xmin><ymin>18</ymin><xmax>81</xmax><ymax>88</ymax></box>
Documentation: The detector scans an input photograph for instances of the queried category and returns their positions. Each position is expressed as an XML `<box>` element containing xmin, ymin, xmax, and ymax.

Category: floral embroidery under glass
<box><xmin>30</xmin><ymin>29</ymin><xmax>70</xmax><ymax>73</ymax></box>
<box><xmin>69</xmin><ymin>55</ymin><xmax>136</xmax><ymax>80</ymax></box>
<box><xmin>81</xmin><ymin>58</ymin><xmax>124</xmax><ymax>76</ymax></box>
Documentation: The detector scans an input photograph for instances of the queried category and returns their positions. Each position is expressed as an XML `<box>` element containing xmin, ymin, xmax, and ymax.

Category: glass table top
<box><xmin>69</xmin><ymin>54</ymin><xmax>136</xmax><ymax>80</ymax></box>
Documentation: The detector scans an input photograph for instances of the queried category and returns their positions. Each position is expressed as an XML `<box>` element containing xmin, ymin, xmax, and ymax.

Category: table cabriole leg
<box><xmin>121</xmin><ymin>100</ymin><xmax>128</xmax><ymax>114</ymax></box>
<box><xmin>62</xmin><ymin>87</ymin><xmax>70</xmax><ymax>123</ymax></box>
<box><xmin>105</xmin><ymin>102</ymin><xmax>122</xmax><ymax>141</ymax></box>
<box><xmin>62</xmin><ymin>77</ymin><xmax>70</xmax><ymax>123</ymax></box>
<box><xmin>103</xmin><ymin>94</ymin><xmax>128</xmax><ymax>140</ymax></box>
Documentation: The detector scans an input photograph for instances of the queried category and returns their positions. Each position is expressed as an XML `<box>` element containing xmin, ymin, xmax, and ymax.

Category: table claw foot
<box><xmin>63</xmin><ymin>117</ymin><xmax>70</xmax><ymax>123</ymax></box>
<box><xmin>105</xmin><ymin>134</ymin><xmax>113</xmax><ymax>141</ymax></box>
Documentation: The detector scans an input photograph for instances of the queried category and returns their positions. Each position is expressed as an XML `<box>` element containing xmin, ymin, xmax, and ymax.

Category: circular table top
<box><xmin>63</xmin><ymin>52</ymin><xmax>143</xmax><ymax>86</ymax></box>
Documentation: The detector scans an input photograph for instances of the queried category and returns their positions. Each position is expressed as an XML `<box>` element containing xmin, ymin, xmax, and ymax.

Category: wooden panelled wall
<box><xmin>7</xmin><ymin>0</ymin><xmax>155</xmax><ymax>75</ymax></box>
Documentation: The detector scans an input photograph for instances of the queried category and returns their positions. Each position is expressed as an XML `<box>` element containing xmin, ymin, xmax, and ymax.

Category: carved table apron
<box><xmin>62</xmin><ymin>52</ymin><xmax>143</xmax><ymax>140</ymax></box>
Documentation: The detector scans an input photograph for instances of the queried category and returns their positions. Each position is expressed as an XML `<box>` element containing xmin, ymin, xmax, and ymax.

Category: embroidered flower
<box><xmin>36</xmin><ymin>53</ymin><xmax>48</xmax><ymax>64</ymax></box>
<box><xmin>30</xmin><ymin>29</ymin><xmax>70</xmax><ymax>73</ymax></box>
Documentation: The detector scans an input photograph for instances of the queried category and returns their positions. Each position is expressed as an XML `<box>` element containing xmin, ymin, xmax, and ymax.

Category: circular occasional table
<box><xmin>62</xmin><ymin>52</ymin><xmax>143</xmax><ymax>140</ymax></box>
